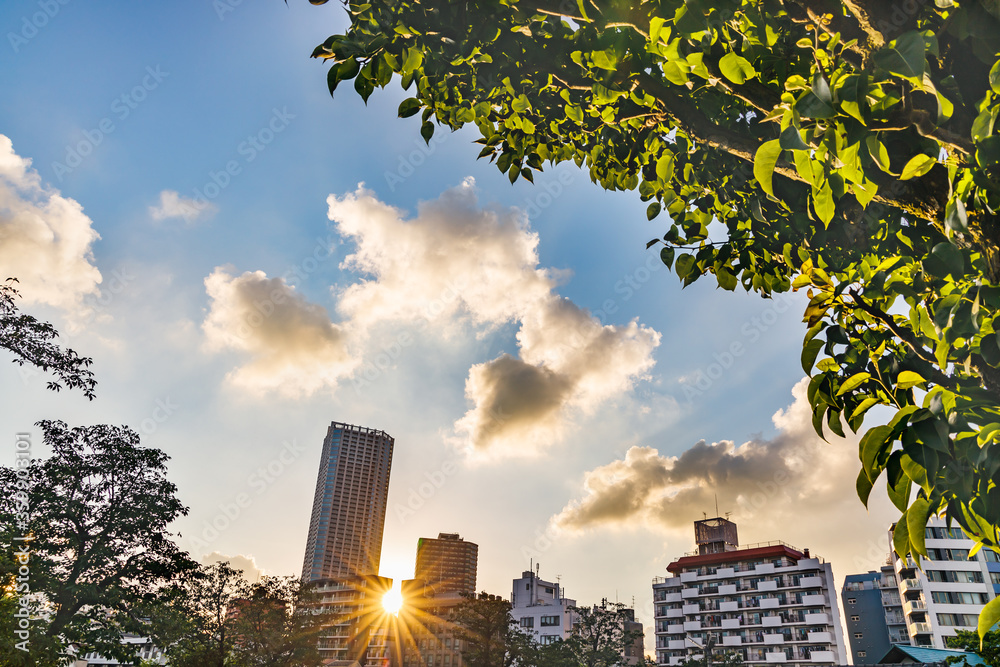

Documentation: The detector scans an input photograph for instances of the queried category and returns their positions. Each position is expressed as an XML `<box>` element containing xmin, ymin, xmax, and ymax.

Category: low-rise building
<box><xmin>511</xmin><ymin>568</ymin><xmax>578</xmax><ymax>644</ymax></box>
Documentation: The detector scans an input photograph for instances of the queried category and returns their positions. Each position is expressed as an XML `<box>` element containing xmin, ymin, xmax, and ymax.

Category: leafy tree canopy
<box><xmin>0</xmin><ymin>278</ymin><xmax>96</xmax><ymax>399</ymax></box>
<box><xmin>0</xmin><ymin>421</ymin><xmax>194</xmax><ymax>666</ymax></box>
<box><xmin>452</xmin><ymin>592</ymin><xmax>534</xmax><ymax>667</ymax></box>
<box><xmin>308</xmin><ymin>0</ymin><xmax>1000</xmax><ymax>634</ymax></box>
<box><xmin>947</xmin><ymin>629</ymin><xmax>1000</xmax><ymax>666</ymax></box>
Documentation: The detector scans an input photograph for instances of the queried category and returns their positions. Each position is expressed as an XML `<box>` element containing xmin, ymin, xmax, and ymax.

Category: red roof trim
<box><xmin>666</xmin><ymin>545</ymin><xmax>806</xmax><ymax>574</ymax></box>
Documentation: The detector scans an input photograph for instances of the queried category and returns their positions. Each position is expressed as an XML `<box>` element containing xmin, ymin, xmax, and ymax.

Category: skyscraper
<box><xmin>414</xmin><ymin>533</ymin><xmax>478</xmax><ymax>596</ymax></box>
<box><xmin>301</xmin><ymin>421</ymin><xmax>394</xmax><ymax>582</ymax></box>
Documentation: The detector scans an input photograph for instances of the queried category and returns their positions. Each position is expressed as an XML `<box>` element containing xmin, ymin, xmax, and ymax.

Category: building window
<box><xmin>847</xmin><ymin>598</ymin><xmax>856</xmax><ymax>604</ymax></box>
<box><xmin>858</xmin><ymin>652</ymin><xmax>867</xmax><ymax>658</ymax></box>
<box><xmin>541</xmin><ymin>615</ymin><xmax>560</xmax><ymax>627</ymax></box>
<box><xmin>520</xmin><ymin>617</ymin><xmax>534</xmax><ymax>628</ymax></box>
<box><xmin>854</xmin><ymin>633</ymin><xmax>863</xmax><ymax>639</ymax></box>
<box><xmin>932</xmin><ymin>591</ymin><xmax>990</xmax><ymax>605</ymax></box>
<box><xmin>851</xmin><ymin>616</ymin><xmax>860</xmax><ymax>622</ymax></box>
<box><xmin>937</xmin><ymin>613</ymin><xmax>979</xmax><ymax>627</ymax></box>
<box><xmin>540</xmin><ymin>635</ymin><xmax>560</xmax><ymax>645</ymax></box>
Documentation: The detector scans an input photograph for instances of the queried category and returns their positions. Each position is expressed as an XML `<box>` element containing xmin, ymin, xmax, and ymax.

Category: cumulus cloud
<box><xmin>553</xmin><ymin>379</ymin><xmax>898</xmax><ymax>571</ymax></box>
<box><xmin>202</xmin><ymin>551</ymin><xmax>263</xmax><ymax>582</ymax></box>
<box><xmin>202</xmin><ymin>267</ymin><xmax>355</xmax><ymax>397</ymax></box>
<box><xmin>326</xmin><ymin>180</ymin><xmax>660</xmax><ymax>457</ymax></box>
<box><xmin>0</xmin><ymin>134</ymin><xmax>101</xmax><ymax>316</ymax></box>
<box><xmin>202</xmin><ymin>180</ymin><xmax>660</xmax><ymax>452</ymax></box>
<box><xmin>149</xmin><ymin>189</ymin><xmax>216</xmax><ymax>224</ymax></box>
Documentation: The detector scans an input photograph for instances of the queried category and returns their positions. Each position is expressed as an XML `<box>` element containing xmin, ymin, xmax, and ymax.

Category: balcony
<box><xmin>763</xmin><ymin>617</ymin><xmax>782</xmax><ymax>627</ymax></box>
<box><xmin>903</xmin><ymin>599</ymin><xmax>926</xmax><ymax>616</ymax></box>
<box><xmin>760</xmin><ymin>598</ymin><xmax>780</xmax><ymax>609</ymax></box>
<box><xmin>723</xmin><ymin>636</ymin><xmax>743</xmax><ymax>646</ymax></box>
<box><xmin>718</xmin><ymin>568</ymin><xmax>736</xmax><ymax>577</ymax></box>
<box><xmin>682</xmin><ymin>588</ymin><xmax>700</xmax><ymax>599</ymax></box>
<box><xmin>807</xmin><ymin>632</ymin><xmax>832</xmax><ymax>643</ymax></box>
<box><xmin>719</xmin><ymin>585</ymin><xmax>737</xmax><ymax>596</ymax></box>
<box><xmin>810</xmin><ymin>651</ymin><xmax>836</xmax><ymax>662</ymax></box>
<box><xmin>681</xmin><ymin>572</ymin><xmax>698</xmax><ymax>583</ymax></box>
<box><xmin>721</xmin><ymin>601</ymin><xmax>739</xmax><ymax>612</ymax></box>
<box><xmin>802</xmin><ymin>594</ymin><xmax>826</xmax><ymax>606</ymax></box>
<box><xmin>723</xmin><ymin>618</ymin><xmax>741</xmax><ymax>629</ymax></box>
<box><xmin>763</xmin><ymin>634</ymin><xmax>785</xmax><ymax>645</ymax></box>
<box><xmin>804</xmin><ymin>613</ymin><xmax>829</xmax><ymax>624</ymax></box>
<box><xmin>668</xmin><ymin>624</ymin><xmax>685</xmax><ymax>633</ymax></box>
<box><xmin>764</xmin><ymin>652</ymin><xmax>787</xmax><ymax>662</ymax></box>
<box><xmin>666</xmin><ymin>608</ymin><xmax>683</xmax><ymax>618</ymax></box>
<box><xmin>665</xmin><ymin>593</ymin><xmax>683</xmax><ymax>603</ymax></box>
<box><xmin>668</xmin><ymin>640</ymin><xmax>687</xmax><ymax>650</ymax></box>
<box><xmin>899</xmin><ymin>578</ymin><xmax>922</xmax><ymax>595</ymax></box>
<box><xmin>757</xmin><ymin>581</ymin><xmax>778</xmax><ymax>592</ymax></box>
<box><xmin>684</xmin><ymin>621</ymin><xmax>702</xmax><ymax>631</ymax></box>
<box><xmin>909</xmin><ymin>622</ymin><xmax>932</xmax><ymax>636</ymax></box>
<box><xmin>799</xmin><ymin>576</ymin><xmax>823</xmax><ymax>588</ymax></box>
<box><xmin>683</xmin><ymin>604</ymin><xmax>700</xmax><ymax>615</ymax></box>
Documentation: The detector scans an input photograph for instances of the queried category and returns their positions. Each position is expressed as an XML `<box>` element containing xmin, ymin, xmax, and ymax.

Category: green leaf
<box><xmin>945</xmin><ymin>197</ymin><xmax>968</xmax><ymax>232</ymax></box>
<box><xmin>981</xmin><ymin>333</ymin><xmax>1000</xmax><ymax>367</ymax></box>
<box><xmin>899</xmin><ymin>154</ymin><xmax>936</xmax><ymax>180</ymax></box>
<box><xmin>801</xmin><ymin>338</ymin><xmax>824</xmax><ymax>373</ymax></box>
<box><xmin>978</xmin><ymin>596</ymin><xmax>1000</xmax><ymax>643</ymax></box>
<box><xmin>566</xmin><ymin>105</ymin><xmax>583</xmax><ymax>122</ymax></box>
<box><xmin>857</xmin><ymin>469</ymin><xmax>874</xmax><ymax>507</ymax></box>
<box><xmin>838</xmin><ymin>372</ymin><xmax>871</xmax><ymax>396</ymax></box>
<box><xmin>795</xmin><ymin>90</ymin><xmax>835</xmax><ymax>119</ymax></box>
<box><xmin>656</xmin><ymin>152</ymin><xmax>675</xmax><ymax>182</ymax></box>
<box><xmin>398</xmin><ymin>97</ymin><xmax>422</xmax><ymax>118</ymax></box>
<box><xmin>875</xmin><ymin>31</ymin><xmax>926</xmax><ymax>79</ymax></box>
<box><xmin>850</xmin><ymin>397</ymin><xmax>880</xmax><ymax>423</ymax></box>
<box><xmin>860</xmin><ymin>424</ymin><xmax>893</xmax><ymax>483</ymax></box>
<box><xmin>675</xmin><ymin>254</ymin><xmax>695</xmax><ymax>279</ymax></box>
<box><xmin>897</xmin><ymin>370</ymin><xmax>926</xmax><ymax>389</ymax></box>
<box><xmin>753</xmin><ymin>139</ymin><xmax>782</xmax><ymax>197</ymax></box>
<box><xmin>402</xmin><ymin>47</ymin><xmax>423</xmax><ymax>75</ymax></box>
<box><xmin>420</xmin><ymin>121</ymin><xmax>434</xmax><ymax>144</ymax></box>
<box><xmin>813</xmin><ymin>180</ymin><xmax>835</xmax><ymax>226</ymax></box>
<box><xmin>716</xmin><ymin>268</ymin><xmax>737</xmax><ymax>291</ymax></box>
<box><xmin>660</xmin><ymin>246</ymin><xmax>675</xmax><ymax>270</ymax></box>
<box><xmin>811</xmin><ymin>71</ymin><xmax>832</xmax><ymax>105</ymax></box>
<box><xmin>906</xmin><ymin>496</ymin><xmax>934</xmax><ymax>557</ymax></box>
<box><xmin>719</xmin><ymin>52</ymin><xmax>756</xmax><ymax>84</ymax></box>
<box><xmin>646</xmin><ymin>201</ymin><xmax>661</xmax><ymax>220</ymax></box>
<box><xmin>866</xmin><ymin>137</ymin><xmax>893</xmax><ymax>174</ymax></box>
<box><xmin>991</xmin><ymin>60</ymin><xmax>1000</xmax><ymax>94</ymax></box>
<box><xmin>779</xmin><ymin>125</ymin><xmax>809</xmax><ymax>151</ymax></box>
<box><xmin>893</xmin><ymin>511</ymin><xmax>910</xmax><ymax>559</ymax></box>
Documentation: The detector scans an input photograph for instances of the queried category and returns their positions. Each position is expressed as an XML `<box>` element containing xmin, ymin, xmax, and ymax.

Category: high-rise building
<box><xmin>301</xmin><ymin>421</ymin><xmax>394</xmax><ymax>582</ymax></box>
<box><xmin>843</xmin><ymin>516</ymin><xmax>1000</xmax><ymax>655</ymax></box>
<box><xmin>511</xmin><ymin>568</ymin><xmax>578</xmax><ymax>644</ymax></box>
<box><xmin>415</xmin><ymin>533</ymin><xmax>479</xmax><ymax>597</ymax></box>
<box><xmin>397</xmin><ymin>580</ymin><xmax>469</xmax><ymax>667</ymax></box>
<box><xmin>652</xmin><ymin>517</ymin><xmax>847</xmax><ymax>667</ymax></box>
<box><xmin>311</xmin><ymin>574</ymin><xmax>394</xmax><ymax>666</ymax></box>
<box><xmin>841</xmin><ymin>571</ymin><xmax>895</xmax><ymax>664</ymax></box>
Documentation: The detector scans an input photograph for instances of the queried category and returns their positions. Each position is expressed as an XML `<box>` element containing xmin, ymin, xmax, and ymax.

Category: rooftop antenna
<box><xmin>715</xmin><ymin>494</ymin><xmax>719</xmax><ymax>517</ymax></box>
<box><xmin>703</xmin><ymin>511</ymin><xmax>707</xmax><ymax>519</ymax></box>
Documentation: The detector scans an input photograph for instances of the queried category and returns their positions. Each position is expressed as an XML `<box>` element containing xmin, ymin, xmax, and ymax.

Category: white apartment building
<box><xmin>652</xmin><ymin>518</ymin><xmax>846</xmax><ymax>667</ymax></box>
<box><xmin>889</xmin><ymin>516</ymin><xmax>999</xmax><ymax>648</ymax></box>
<box><xmin>511</xmin><ymin>568</ymin><xmax>578</xmax><ymax>644</ymax></box>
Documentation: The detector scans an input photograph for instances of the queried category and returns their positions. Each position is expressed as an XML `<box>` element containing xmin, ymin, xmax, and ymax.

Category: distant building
<box><xmin>842</xmin><ymin>571</ymin><xmax>893</xmax><ymax>664</ymax></box>
<box><xmin>398</xmin><ymin>579</ymin><xmax>468</xmax><ymax>667</ymax></box>
<box><xmin>69</xmin><ymin>636</ymin><xmax>167</xmax><ymax>665</ymax></box>
<box><xmin>652</xmin><ymin>516</ymin><xmax>847</xmax><ymax>667</ymax></box>
<box><xmin>310</xmin><ymin>574</ymin><xmax>393</xmax><ymax>667</ymax></box>
<box><xmin>844</xmin><ymin>517</ymin><xmax>1000</xmax><ymax>652</ymax></box>
<box><xmin>301</xmin><ymin>421</ymin><xmax>394</xmax><ymax>582</ymax></box>
<box><xmin>511</xmin><ymin>568</ymin><xmax>578</xmax><ymax>644</ymax></box>
<box><xmin>415</xmin><ymin>533</ymin><xmax>479</xmax><ymax>597</ymax></box>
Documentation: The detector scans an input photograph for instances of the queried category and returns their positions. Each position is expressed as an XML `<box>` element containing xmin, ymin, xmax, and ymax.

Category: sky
<box><xmin>0</xmin><ymin>0</ymin><xmax>899</xmax><ymax>656</ymax></box>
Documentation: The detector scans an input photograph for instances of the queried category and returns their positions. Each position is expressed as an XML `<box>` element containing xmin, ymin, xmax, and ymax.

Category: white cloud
<box><xmin>552</xmin><ymin>379</ymin><xmax>899</xmax><ymax>575</ymax></box>
<box><xmin>149</xmin><ymin>189</ymin><xmax>216</xmax><ymax>224</ymax></box>
<box><xmin>202</xmin><ymin>267</ymin><xmax>355</xmax><ymax>397</ymax></box>
<box><xmin>326</xmin><ymin>181</ymin><xmax>660</xmax><ymax>458</ymax></box>
<box><xmin>202</xmin><ymin>551</ymin><xmax>263</xmax><ymax>582</ymax></box>
<box><xmin>0</xmin><ymin>134</ymin><xmax>101</xmax><ymax>317</ymax></box>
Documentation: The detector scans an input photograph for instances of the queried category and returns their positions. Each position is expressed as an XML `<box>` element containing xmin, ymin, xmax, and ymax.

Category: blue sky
<box><xmin>0</xmin><ymin>0</ymin><xmax>897</xmax><ymax>648</ymax></box>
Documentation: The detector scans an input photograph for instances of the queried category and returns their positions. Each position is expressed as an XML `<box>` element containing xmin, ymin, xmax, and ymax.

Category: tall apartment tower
<box><xmin>843</xmin><ymin>516</ymin><xmax>1000</xmax><ymax>657</ymax></box>
<box><xmin>301</xmin><ymin>422</ymin><xmax>394</xmax><ymax>582</ymax></box>
<box><xmin>652</xmin><ymin>517</ymin><xmax>847</xmax><ymax>667</ymax></box>
<box><xmin>414</xmin><ymin>533</ymin><xmax>479</xmax><ymax>597</ymax></box>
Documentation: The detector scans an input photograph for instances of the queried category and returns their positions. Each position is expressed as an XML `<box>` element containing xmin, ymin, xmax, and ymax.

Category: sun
<box><xmin>382</xmin><ymin>585</ymin><xmax>403</xmax><ymax>615</ymax></box>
